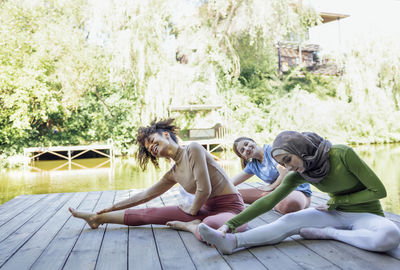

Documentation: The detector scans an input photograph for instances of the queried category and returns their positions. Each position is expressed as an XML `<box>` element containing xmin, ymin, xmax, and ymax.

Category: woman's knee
<box><xmin>202</xmin><ymin>217</ymin><xmax>221</xmax><ymax>229</ymax></box>
<box><xmin>276</xmin><ymin>211</ymin><xmax>302</xmax><ymax>224</ymax></box>
<box><xmin>202</xmin><ymin>212</ymin><xmax>235</xmax><ymax>229</ymax></box>
<box><xmin>372</xmin><ymin>227</ymin><xmax>400</xmax><ymax>251</ymax></box>
<box><xmin>276</xmin><ymin>198</ymin><xmax>306</xmax><ymax>214</ymax></box>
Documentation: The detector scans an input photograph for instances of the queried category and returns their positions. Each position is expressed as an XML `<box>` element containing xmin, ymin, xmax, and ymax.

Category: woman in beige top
<box><xmin>69</xmin><ymin>118</ymin><xmax>247</xmax><ymax>240</ymax></box>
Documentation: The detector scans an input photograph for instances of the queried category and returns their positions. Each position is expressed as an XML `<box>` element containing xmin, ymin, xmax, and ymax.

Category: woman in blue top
<box><xmin>232</xmin><ymin>137</ymin><xmax>312</xmax><ymax>214</ymax></box>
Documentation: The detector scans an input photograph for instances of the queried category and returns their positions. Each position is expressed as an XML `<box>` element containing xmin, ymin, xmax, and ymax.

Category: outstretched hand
<box><xmin>257</xmin><ymin>184</ymin><xmax>275</xmax><ymax>192</ymax></box>
<box><xmin>178</xmin><ymin>202</ymin><xmax>194</xmax><ymax>215</ymax></box>
<box><xmin>276</xmin><ymin>164</ymin><xmax>289</xmax><ymax>176</ymax></box>
<box><xmin>217</xmin><ymin>224</ymin><xmax>230</xmax><ymax>237</ymax></box>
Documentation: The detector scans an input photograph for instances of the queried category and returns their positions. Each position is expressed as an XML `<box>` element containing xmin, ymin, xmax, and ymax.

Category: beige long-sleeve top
<box><xmin>111</xmin><ymin>142</ymin><xmax>236</xmax><ymax>215</ymax></box>
<box><xmin>160</xmin><ymin>142</ymin><xmax>236</xmax><ymax>213</ymax></box>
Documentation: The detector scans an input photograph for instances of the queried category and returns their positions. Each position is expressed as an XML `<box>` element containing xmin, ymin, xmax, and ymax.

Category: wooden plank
<box><xmin>0</xmin><ymin>193</ymin><xmax>73</xmax><ymax>267</ymax></box>
<box><xmin>220</xmin><ymin>248</ymin><xmax>268</xmax><ymax>270</ymax></box>
<box><xmin>245</xmin><ymin>217</ymin><xmax>304</xmax><ymax>270</ymax></box>
<box><xmin>95</xmin><ymin>190</ymin><xmax>130</xmax><ymax>270</ymax></box>
<box><xmin>178</xmin><ymin>230</ymin><xmax>232</xmax><ymax>270</ymax></box>
<box><xmin>257</xmin><ymin>212</ymin><xmax>341</xmax><ymax>270</ymax></box>
<box><xmin>0</xmin><ymin>194</ymin><xmax>38</xmax><ymax>211</ymax></box>
<box><xmin>62</xmin><ymin>190</ymin><xmax>116</xmax><ymax>270</ymax></box>
<box><xmin>159</xmin><ymin>186</ymin><xmax>269</xmax><ymax>270</ymax></box>
<box><xmin>0</xmin><ymin>192</ymin><xmax>86</xmax><ymax>269</ymax></box>
<box><xmin>127</xmin><ymin>190</ymin><xmax>162</xmax><ymax>270</ymax></box>
<box><xmin>159</xmin><ymin>189</ymin><xmax>232</xmax><ymax>270</ymax></box>
<box><xmin>327</xmin><ymin>238</ymin><xmax>400</xmax><ymax>269</ymax></box>
<box><xmin>224</xmin><ymin>212</ymin><xmax>303</xmax><ymax>270</ymax></box>
<box><xmin>384</xmin><ymin>212</ymin><xmax>400</xmax><ymax>223</ymax></box>
<box><xmin>291</xmin><ymin>234</ymin><xmax>400</xmax><ymax>270</ymax></box>
<box><xmin>29</xmin><ymin>191</ymin><xmax>102</xmax><ymax>270</ymax></box>
<box><xmin>0</xmin><ymin>194</ymin><xmax>47</xmax><ymax>227</ymax></box>
<box><xmin>0</xmin><ymin>193</ymin><xmax>60</xmax><ymax>242</ymax></box>
<box><xmin>149</xmin><ymin>195</ymin><xmax>196</xmax><ymax>270</ymax></box>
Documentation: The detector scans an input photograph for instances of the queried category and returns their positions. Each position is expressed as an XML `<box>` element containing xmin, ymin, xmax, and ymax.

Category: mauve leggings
<box><xmin>124</xmin><ymin>193</ymin><xmax>248</xmax><ymax>240</ymax></box>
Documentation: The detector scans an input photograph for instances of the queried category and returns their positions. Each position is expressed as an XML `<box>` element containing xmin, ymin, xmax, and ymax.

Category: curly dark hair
<box><xmin>233</xmin><ymin>136</ymin><xmax>256</xmax><ymax>169</ymax></box>
<box><xmin>136</xmin><ymin>118</ymin><xmax>179</xmax><ymax>170</ymax></box>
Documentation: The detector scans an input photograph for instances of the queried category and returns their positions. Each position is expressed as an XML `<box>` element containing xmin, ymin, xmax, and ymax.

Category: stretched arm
<box><xmin>231</xmin><ymin>171</ymin><xmax>253</xmax><ymax>186</ymax></box>
<box><xmin>98</xmin><ymin>175</ymin><xmax>175</xmax><ymax>213</ymax></box>
<box><xmin>225</xmin><ymin>172</ymin><xmax>303</xmax><ymax>231</ymax></box>
<box><xmin>258</xmin><ymin>164</ymin><xmax>289</xmax><ymax>191</ymax></box>
<box><xmin>187</xmin><ymin>143</ymin><xmax>213</xmax><ymax>215</ymax></box>
<box><xmin>328</xmin><ymin>147</ymin><xmax>386</xmax><ymax>207</ymax></box>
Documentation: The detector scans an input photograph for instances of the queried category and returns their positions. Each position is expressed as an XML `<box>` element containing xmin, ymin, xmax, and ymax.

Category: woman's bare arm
<box><xmin>231</xmin><ymin>171</ymin><xmax>254</xmax><ymax>186</ymax></box>
<box><xmin>257</xmin><ymin>164</ymin><xmax>289</xmax><ymax>191</ymax></box>
<box><xmin>97</xmin><ymin>177</ymin><xmax>175</xmax><ymax>214</ymax></box>
<box><xmin>186</xmin><ymin>143</ymin><xmax>214</xmax><ymax>215</ymax></box>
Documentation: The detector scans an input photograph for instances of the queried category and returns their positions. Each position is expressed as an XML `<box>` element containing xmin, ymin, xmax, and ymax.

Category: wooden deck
<box><xmin>0</xmin><ymin>182</ymin><xmax>399</xmax><ymax>270</ymax></box>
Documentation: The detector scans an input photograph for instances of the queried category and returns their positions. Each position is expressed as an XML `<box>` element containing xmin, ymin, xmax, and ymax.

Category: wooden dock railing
<box><xmin>23</xmin><ymin>139</ymin><xmax>114</xmax><ymax>164</ymax></box>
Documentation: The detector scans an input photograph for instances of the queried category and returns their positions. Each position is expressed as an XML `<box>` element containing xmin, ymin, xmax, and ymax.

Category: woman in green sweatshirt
<box><xmin>198</xmin><ymin>131</ymin><xmax>400</xmax><ymax>257</ymax></box>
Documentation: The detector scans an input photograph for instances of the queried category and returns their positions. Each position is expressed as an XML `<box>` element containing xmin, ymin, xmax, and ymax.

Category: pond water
<box><xmin>1</xmin><ymin>143</ymin><xmax>399</xmax><ymax>214</ymax></box>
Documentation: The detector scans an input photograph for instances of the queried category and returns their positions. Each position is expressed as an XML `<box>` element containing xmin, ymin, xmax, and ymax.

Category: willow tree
<box><xmin>86</xmin><ymin>0</ymin><xmax>319</xmax><ymax>124</ymax></box>
<box><xmin>0</xmin><ymin>0</ymin><xmax>322</xmax><ymax>156</ymax></box>
<box><xmin>171</xmin><ymin>0</ymin><xmax>320</xmax><ymax>135</ymax></box>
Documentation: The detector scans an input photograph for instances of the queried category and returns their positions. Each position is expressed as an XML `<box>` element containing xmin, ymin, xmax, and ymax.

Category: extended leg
<box><xmin>236</xmin><ymin>208</ymin><xmax>342</xmax><ymax>248</ymax></box>
<box><xmin>166</xmin><ymin>219</ymin><xmax>201</xmax><ymax>234</ymax></box>
<box><xmin>301</xmin><ymin>212</ymin><xmax>400</xmax><ymax>252</ymax></box>
<box><xmin>168</xmin><ymin>212</ymin><xmax>248</xmax><ymax>242</ymax></box>
<box><xmin>124</xmin><ymin>206</ymin><xmax>207</xmax><ymax>226</ymax></box>
<box><xmin>69</xmin><ymin>207</ymin><xmax>125</xmax><ymax>229</ymax></box>
<box><xmin>199</xmin><ymin>208</ymin><xmax>343</xmax><ymax>254</ymax></box>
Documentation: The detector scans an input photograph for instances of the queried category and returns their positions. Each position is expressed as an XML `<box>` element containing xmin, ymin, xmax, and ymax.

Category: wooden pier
<box><xmin>23</xmin><ymin>139</ymin><xmax>114</xmax><ymax>165</ymax></box>
<box><xmin>0</xmin><ymin>182</ymin><xmax>399</xmax><ymax>269</ymax></box>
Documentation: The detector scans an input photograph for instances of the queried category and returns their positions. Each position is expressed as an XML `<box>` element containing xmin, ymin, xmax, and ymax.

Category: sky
<box><xmin>305</xmin><ymin>0</ymin><xmax>400</xmax><ymax>54</ymax></box>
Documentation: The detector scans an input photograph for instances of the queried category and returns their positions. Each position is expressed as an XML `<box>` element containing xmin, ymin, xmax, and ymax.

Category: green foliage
<box><xmin>1</xmin><ymin>0</ymin><xmax>399</xmax><ymax>167</ymax></box>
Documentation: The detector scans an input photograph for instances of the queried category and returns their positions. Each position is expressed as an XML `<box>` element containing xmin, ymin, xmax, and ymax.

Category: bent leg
<box><xmin>198</xmin><ymin>208</ymin><xmax>343</xmax><ymax>254</ymax></box>
<box><xmin>238</xmin><ymin>188</ymin><xmax>269</xmax><ymax>204</ymax></box>
<box><xmin>324</xmin><ymin>212</ymin><xmax>400</xmax><ymax>252</ymax></box>
<box><xmin>274</xmin><ymin>191</ymin><xmax>311</xmax><ymax>214</ymax></box>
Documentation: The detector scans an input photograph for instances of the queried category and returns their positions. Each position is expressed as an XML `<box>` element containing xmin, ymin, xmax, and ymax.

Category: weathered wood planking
<box><xmin>95</xmin><ymin>190</ymin><xmax>129</xmax><ymax>270</ymax></box>
<box><xmin>0</xmin><ymin>185</ymin><xmax>399</xmax><ymax>270</ymax></box>
<box><xmin>30</xmin><ymin>191</ymin><xmax>102</xmax><ymax>270</ymax></box>
<box><xmin>127</xmin><ymin>190</ymin><xmax>162</xmax><ymax>270</ymax></box>
<box><xmin>62</xmin><ymin>190</ymin><xmax>116</xmax><ymax>270</ymax></box>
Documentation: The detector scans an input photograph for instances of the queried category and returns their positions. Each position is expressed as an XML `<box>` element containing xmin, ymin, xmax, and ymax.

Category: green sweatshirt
<box><xmin>226</xmin><ymin>144</ymin><xmax>387</xmax><ymax>231</ymax></box>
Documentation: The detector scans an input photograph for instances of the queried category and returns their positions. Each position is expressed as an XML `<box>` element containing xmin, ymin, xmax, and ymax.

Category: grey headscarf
<box><xmin>271</xmin><ymin>131</ymin><xmax>332</xmax><ymax>183</ymax></box>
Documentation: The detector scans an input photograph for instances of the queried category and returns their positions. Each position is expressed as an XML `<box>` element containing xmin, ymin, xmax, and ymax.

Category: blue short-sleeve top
<box><xmin>243</xmin><ymin>144</ymin><xmax>312</xmax><ymax>197</ymax></box>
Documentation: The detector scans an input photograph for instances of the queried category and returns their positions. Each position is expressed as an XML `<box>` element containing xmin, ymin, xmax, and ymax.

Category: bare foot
<box><xmin>166</xmin><ymin>219</ymin><xmax>201</xmax><ymax>233</ymax></box>
<box><xmin>69</xmin><ymin>207</ymin><xmax>100</xmax><ymax>229</ymax></box>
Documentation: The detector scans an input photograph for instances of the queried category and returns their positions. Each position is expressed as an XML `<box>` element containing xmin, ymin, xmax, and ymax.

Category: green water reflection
<box><xmin>1</xmin><ymin>143</ymin><xmax>399</xmax><ymax>214</ymax></box>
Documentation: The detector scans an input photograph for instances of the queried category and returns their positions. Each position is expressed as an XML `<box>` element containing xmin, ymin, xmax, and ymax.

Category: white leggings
<box><xmin>236</xmin><ymin>208</ymin><xmax>400</xmax><ymax>252</ymax></box>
